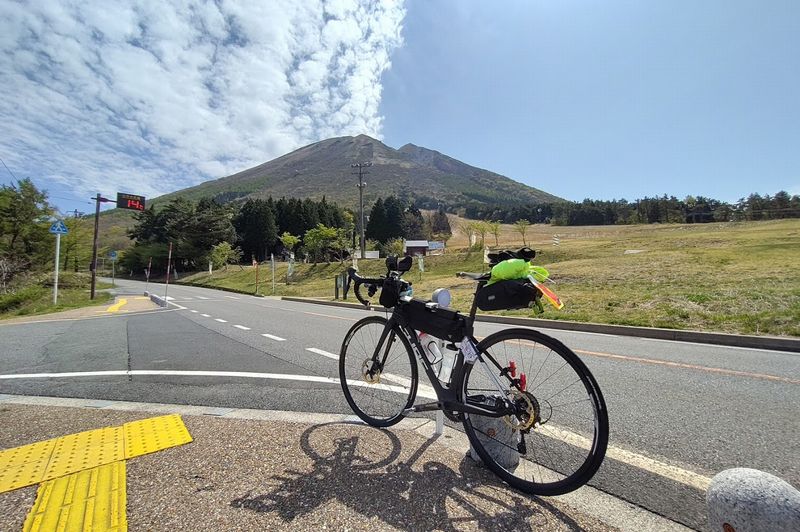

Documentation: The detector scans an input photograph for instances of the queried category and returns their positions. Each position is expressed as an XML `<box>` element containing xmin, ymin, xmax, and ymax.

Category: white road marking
<box><xmin>224</xmin><ymin>295</ymin><xmax>240</xmax><ymax>300</ymax></box>
<box><xmin>201</xmin><ymin>314</ymin><xmax>211</xmax><ymax>317</ymax></box>
<box><xmin>306</xmin><ymin>347</ymin><xmax>339</xmax><ymax>360</ymax></box>
<box><xmin>262</xmin><ymin>334</ymin><xmax>286</xmax><ymax>341</ymax></box>
<box><xmin>0</xmin><ymin>367</ymin><xmax>715</xmax><ymax>489</ymax></box>
<box><xmin>215</xmin><ymin>318</ymin><xmax>227</xmax><ymax>323</ymax></box>
<box><xmin>0</xmin><ymin>369</ymin><xmax>336</xmax><ymax>383</ymax></box>
<box><xmin>165</xmin><ymin>296</ymin><xmax>175</xmax><ymax>300</ymax></box>
<box><xmin>197</xmin><ymin>296</ymin><xmax>209</xmax><ymax>300</ymax></box>
<box><xmin>233</xmin><ymin>325</ymin><xmax>250</xmax><ymax>330</ymax></box>
<box><xmin>538</xmin><ymin>425</ymin><xmax>711</xmax><ymax>491</ymax></box>
<box><xmin>190</xmin><ymin>310</ymin><xmax>198</xmax><ymax>313</ymax></box>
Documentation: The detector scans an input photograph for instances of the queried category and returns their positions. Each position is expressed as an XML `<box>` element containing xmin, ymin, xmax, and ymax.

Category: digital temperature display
<box><xmin>117</xmin><ymin>192</ymin><xmax>146</xmax><ymax>211</ymax></box>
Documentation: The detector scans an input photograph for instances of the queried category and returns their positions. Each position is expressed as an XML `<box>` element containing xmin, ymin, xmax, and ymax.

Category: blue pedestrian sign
<box><xmin>109</xmin><ymin>250</ymin><xmax>118</xmax><ymax>260</ymax></box>
<box><xmin>49</xmin><ymin>220</ymin><xmax>69</xmax><ymax>235</ymax></box>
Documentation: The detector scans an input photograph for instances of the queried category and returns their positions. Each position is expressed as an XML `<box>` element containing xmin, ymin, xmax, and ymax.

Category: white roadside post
<box><xmin>48</xmin><ymin>220</ymin><xmax>69</xmax><ymax>305</ymax></box>
<box><xmin>53</xmin><ymin>233</ymin><xmax>61</xmax><ymax>304</ymax></box>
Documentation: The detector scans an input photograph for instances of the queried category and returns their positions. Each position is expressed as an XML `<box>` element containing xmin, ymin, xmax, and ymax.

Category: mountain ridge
<box><xmin>153</xmin><ymin>135</ymin><xmax>563</xmax><ymax>210</ymax></box>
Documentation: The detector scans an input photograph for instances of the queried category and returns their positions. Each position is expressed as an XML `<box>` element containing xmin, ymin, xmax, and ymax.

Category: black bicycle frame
<box><xmin>366</xmin><ymin>284</ymin><xmax>517</xmax><ymax>420</ymax></box>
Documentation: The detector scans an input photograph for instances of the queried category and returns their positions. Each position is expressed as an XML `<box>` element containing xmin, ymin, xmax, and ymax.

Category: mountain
<box><xmin>153</xmin><ymin>134</ymin><xmax>563</xmax><ymax>210</ymax></box>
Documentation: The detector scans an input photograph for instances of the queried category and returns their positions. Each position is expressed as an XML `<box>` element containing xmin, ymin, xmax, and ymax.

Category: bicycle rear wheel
<box><xmin>339</xmin><ymin>316</ymin><xmax>418</xmax><ymax>427</ymax></box>
<box><xmin>461</xmin><ymin>328</ymin><xmax>608</xmax><ymax>495</ymax></box>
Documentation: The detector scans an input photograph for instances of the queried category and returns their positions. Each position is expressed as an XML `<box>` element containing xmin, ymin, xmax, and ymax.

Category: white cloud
<box><xmin>0</xmin><ymin>0</ymin><xmax>405</xmax><ymax>200</ymax></box>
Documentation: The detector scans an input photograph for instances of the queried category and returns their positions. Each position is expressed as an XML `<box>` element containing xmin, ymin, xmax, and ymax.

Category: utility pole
<box><xmin>351</xmin><ymin>161</ymin><xmax>372</xmax><ymax>260</ymax></box>
<box><xmin>89</xmin><ymin>193</ymin><xmax>115</xmax><ymax>299</ymax></box>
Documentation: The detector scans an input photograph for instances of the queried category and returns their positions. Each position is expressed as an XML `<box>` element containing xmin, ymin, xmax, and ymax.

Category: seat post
<box><xmin>468</xmin><ymin>281</ymin><xmax>486</xmax><ymax>323</ymax></box>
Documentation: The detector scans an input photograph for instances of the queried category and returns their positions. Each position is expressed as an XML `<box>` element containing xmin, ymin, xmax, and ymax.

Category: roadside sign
<box><xmin>49</xmin><ymin>220</ymin><xmax>69</xmax><ymax>235</ymax></box>
<box><xmin>117</xmin><ymin>192</ymin><xmax>146</xmax><ymax>211</ymax></box>
<box><xmin>109</xmin><ymin>250</ymin><xmax>118</xmax><ymax>261</ymax></box>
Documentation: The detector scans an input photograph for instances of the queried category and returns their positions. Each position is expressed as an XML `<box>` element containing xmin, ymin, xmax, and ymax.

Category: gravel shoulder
<box><xmin>0</xmin><ymin>403</ymin><xmax>616</xmax><ymax>531</ymax></box>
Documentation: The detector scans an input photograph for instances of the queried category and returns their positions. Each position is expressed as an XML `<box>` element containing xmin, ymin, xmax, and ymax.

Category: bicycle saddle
<box><xmin>487</xmin><ymin>247</ymin><xmax>536</xmax><ymax>266</ymax></box>
<box><xmin>456</xmin><ymin>271</ymin><xmax>491</xmax><ymax>281</ymax></box>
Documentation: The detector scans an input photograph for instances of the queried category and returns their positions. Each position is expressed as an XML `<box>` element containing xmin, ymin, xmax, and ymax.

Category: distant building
<box><xmin>403</xmin><ymin>240</ymin><xmax>429</xmax><ymax>256</ymax></box>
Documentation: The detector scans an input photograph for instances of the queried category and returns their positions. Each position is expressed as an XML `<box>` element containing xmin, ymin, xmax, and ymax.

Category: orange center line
<box><xmin>572</xmin><ymin>348</ymin><xmax>800</xmax><ymax>385</ymax></box>
<box><xmin>474</xmin><ymin>335</ymin><xmax>798</xmax><ymax>385</ymax></box>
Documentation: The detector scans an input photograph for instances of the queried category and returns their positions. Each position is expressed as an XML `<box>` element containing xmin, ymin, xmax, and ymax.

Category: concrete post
<box><xmin>707</xmin><ymin>468</ymin><xmax>800</xmax><ymax>532</ymax></box>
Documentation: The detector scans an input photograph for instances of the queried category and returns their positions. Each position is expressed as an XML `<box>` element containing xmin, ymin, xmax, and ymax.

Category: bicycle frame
<box><xmin>365</xmin><ymin>284</ymin><xmax>518</xmax><ymax>421</ymax></box>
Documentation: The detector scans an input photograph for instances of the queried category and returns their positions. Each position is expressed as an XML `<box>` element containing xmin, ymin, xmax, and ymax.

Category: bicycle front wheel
<box><xmin>462</xmin><ymin>328</ymin><xmax>608</xmax><ymax>495</ymax></box>
<box><xmin>339</xmin><ymin>316</ymin><xmax>418</xmax><ymax>427</ymax></box>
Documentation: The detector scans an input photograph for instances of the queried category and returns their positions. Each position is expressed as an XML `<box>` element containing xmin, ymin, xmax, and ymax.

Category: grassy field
<box><xmin>180</xmin><ymin>219</ymin><xmax>800</xmax><ymax>337</ymax></box>
<box><xmin>0</xmin><ymin>273</ymin><xmax>113</xmax><ymax>319</ymax></box>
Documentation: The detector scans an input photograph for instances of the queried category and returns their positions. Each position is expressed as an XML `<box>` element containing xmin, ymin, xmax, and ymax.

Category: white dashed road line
<box><xmin>190</xmin><ymin>310</ymin><xmax>198</xmax><ymax>313</ymax></box>
<box><xmin>196</xmin><ymin>296</ymin><xmax>209</xmax><ymax>300</ymax></box>
<box><xmin>233</xmin><ymin>325</ymin><xmax>250</xmax><ymax>330</ymax></box>
<box><xmin>224</xmin><ymin>295</ymin><xmax>240</xmax><ymax>300</ymax></box>
<box><xmin>215</xmin><ymin>318</ymin><xmax>227</xmax><ymax>323</ymax></box>
<box><xmin>261</xmin><ymin>334</ymin><xmax>286</xmax><ymax>341</ymax></box>
<box><xmin>201</xmin><ymin>314</ymin><xmax>211</xmax><ymax>317</ymax></box>
<box><xmin>306</xmin><ymin>347</ymin><xmax>339</xmax><ymax>361</ymax></box>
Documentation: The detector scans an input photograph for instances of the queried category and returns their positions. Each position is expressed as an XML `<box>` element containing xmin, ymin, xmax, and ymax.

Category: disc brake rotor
<box><xmin>361</xmin><ymin>358</ymin><xmax>381</xmax><ymax>384</ymax></box>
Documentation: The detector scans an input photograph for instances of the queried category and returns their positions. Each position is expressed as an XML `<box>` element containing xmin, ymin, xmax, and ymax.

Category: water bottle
<box><xmin>438</xmin><ymin>344</ymin><xmax>457</xmax><ymax>385</ymax></box>
<box><xmin>418</xmin><ymin>332</ymin><xmax>442</xmax><ymax>365</ymax></box>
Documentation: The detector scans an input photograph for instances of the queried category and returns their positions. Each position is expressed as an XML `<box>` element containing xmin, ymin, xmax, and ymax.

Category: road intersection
<box><xmin>1</xmin><ymin>278</ymin><xmax>797</xmax><ymax>529</ymax></box>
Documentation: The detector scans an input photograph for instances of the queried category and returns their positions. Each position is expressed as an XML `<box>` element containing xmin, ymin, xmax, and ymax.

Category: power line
<box><xmin>0</xmin><ymin>156</ymin><xmax>18</xmax><ymax>181</ymax></box>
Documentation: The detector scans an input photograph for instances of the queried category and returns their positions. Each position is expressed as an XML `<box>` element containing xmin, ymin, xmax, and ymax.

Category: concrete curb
<box><xmin>280</xmin><ymin>296</ymin><xmax>800</xmax><ymax>353</ymax></box>
<box><xmin>144</xmin><ymin>291</ymin><xmax>168</xmax><ymax>308</ymax></box>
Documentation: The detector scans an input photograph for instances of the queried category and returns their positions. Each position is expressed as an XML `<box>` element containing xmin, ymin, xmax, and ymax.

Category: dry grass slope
<box><xmin>181</xmin><ymin>219</ymin><xmax>800</xmax><ymax>337</ymax></box>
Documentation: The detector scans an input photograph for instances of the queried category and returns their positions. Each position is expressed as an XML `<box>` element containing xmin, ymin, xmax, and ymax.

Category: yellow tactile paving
<box><xmin>0</xmin><ymin>439</ymin><xmax>57</xmax><ymax>493</ymax></box>
<box><xmin>0</xmin><ymin>414</ymin><xmax>192</xmax><ymax>494</ymax></box>
<box><xmin>123</xmin><ymin>414</ymin><xmax>193</xmax><ymax>459</ymax></box>
<box><xmin>45</xmin><ymin>426</ymin><xmax>125</xmax><ymax>480</ymax></box>
<box><xmin>23</xmin><ymin>461</ymin><xmax>127</xmax><ymax>532</ymax></box>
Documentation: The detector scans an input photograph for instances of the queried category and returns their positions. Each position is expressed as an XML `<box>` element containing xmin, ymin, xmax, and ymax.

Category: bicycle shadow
<box><xmin>230</xmin><ymin>422</ymin><xmax>590</xmax><ymax>531</ymax></box>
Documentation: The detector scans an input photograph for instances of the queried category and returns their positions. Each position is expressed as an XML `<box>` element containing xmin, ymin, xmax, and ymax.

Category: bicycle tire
<box><xmin>339</xmin><ymin>316</ymin><xmax>418</xmax><ymax>427</ymax></box>
<box><xmin>461</xmin><ymin>328</ymin><xmax>608</xmax><ymax>496</ymax></box>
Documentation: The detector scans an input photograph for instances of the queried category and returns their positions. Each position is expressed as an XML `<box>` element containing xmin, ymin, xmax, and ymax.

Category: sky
<box><xmin>1</xmin><ymin>0</ymin><xmax>798</xmax><ymax>216</ymax></box>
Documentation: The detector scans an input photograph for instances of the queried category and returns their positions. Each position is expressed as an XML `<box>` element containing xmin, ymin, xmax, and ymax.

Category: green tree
<box><xmin>279</xmin><ymin>232</ymin><xmax>300</xmax><ymax>253</ymax></box>
<box><xmin>430</xmin><ymin>206</ymin><xmax>452</xmax><ymax>240</ymax></box>
<box><xmin>473</xmin><ymin>220</ymin><xmax>489</xmax><ymax>248</ymax></box>
<box><xmin>486</xmin><ymin>220</ymin><xmax>501</xmax><ymax>247</ymax></box>
<box><xmin>209</xmin><ymin>241</ymin><xmax>242</xmax><ymax>270</ymax></box>
<box><xmin>61</xmin><ymin>217</ymin><xmax>92</xmax><ymax>271</ymax></box>
<box><xmin>513</xmin><ymin>219</ymin><xmax>531</xmax><ymax>246</ymax></box>
<box><xmin>233</xmin><ymin>199</ymin><xmax>277</xmax><ymax>261</ymax></box>
<box><xmin>0</xmin><ymin>178</ymin><xmax>53</xmax><ymax>258</ymax></box>
<box><xmin>365</xmin><ymin>198</ymin><xmax>388</xmax><ymax>242</ymax></box>
<box><xmin>459</xmin><ymin>221</ymin><xmax>476</xmax><ymax>247</ymax></box>
<box><xmin>303</xmin><ymin>224</ymin><xmax>339</xmax><ymax>264</ymax></box>
<box><xmin>381</xmin><ymin>237</ymin><xmax>405</xmax><ymax>258</ymax></box>
<box><xmin>402</xmin><ymin>205</ymin><xmax>427</xmax><ymax>239</ymax></box>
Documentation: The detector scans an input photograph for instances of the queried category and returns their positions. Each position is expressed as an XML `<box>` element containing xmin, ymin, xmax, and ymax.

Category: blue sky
<box><xmin>1</xmin><ymin>0</ymin><xmax>798</xmax><ymax>215</ymax></box>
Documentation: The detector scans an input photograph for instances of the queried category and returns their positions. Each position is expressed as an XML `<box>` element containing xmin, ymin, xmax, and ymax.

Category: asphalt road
<box><xmin>1</xmin><ymin>278</ymin><xmax>798</xmax><ymax>530</ymax></box>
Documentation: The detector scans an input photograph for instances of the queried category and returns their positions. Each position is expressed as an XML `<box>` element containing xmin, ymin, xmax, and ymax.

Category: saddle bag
<box><xmin>476</xmin><ymin>280</ymin><xmax>538</xmax><ymax>311</ymax></box>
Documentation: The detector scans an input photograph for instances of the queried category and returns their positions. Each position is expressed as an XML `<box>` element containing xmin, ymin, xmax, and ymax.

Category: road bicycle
<box><xmin>339</xmin><ymin>251</ymin><xmax>609</xmax><ymax>496</ymax></box>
